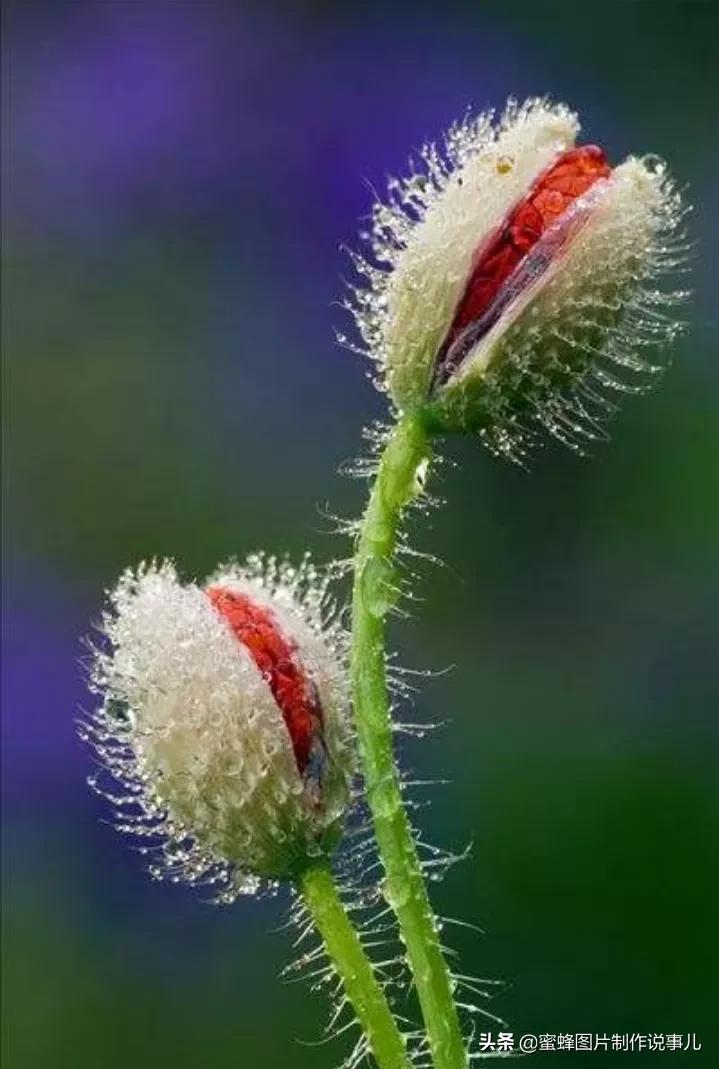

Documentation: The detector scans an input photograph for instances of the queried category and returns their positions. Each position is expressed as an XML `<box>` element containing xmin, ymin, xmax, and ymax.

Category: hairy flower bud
<box><xmin>347</xmin><ymin>97</ymin><xmax>689</xmax><ymax>459</ymax></box>
<box><xmin>83</xmin><ymin>555</ymin><xmax>352</xmax><ymax>899</ymax></box>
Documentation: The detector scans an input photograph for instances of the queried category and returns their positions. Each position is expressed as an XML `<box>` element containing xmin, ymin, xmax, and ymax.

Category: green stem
<box><xmin>351</xmin><ymin>413</ymin><xmax>468</xmax><ymax>1069</ymax></box>
<box><xmin>299</xmin><ymin>863</ymin><xmax>411</xmax><ymax>1069</ymax></box>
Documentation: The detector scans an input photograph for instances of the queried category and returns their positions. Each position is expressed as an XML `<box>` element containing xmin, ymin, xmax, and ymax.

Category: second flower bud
<box><xmin>85</xmin><ymin>555</ymin><xmax>353</xmax><ymax>897</ymax></box>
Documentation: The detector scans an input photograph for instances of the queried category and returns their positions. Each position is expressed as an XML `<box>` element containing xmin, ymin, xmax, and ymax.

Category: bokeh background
<box><xmin>3</xmin><ymin>2</ymin><xmax>718</xmax><ymax>1066</ymax></box>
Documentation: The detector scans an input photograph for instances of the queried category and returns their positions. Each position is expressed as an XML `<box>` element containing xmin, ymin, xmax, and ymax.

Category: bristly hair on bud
<box><xmin>343</xmin><ymin>96</ymin><xmax>690</xmax><ymax>461</ymax></box>
<box><xmin>81</xmin><ymin>554</ymin><xmax>353</xmax><ymax>902</ymax></box>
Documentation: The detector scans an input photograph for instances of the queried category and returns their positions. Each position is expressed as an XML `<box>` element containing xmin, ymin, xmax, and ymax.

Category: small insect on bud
<box><xmin>83</xmin><ymin>556</ymin><xmax>352</xmax><ymax>899</ymax></box>
<box><xmin>348</xmin><ymin>97</ymin><xmax>689</xmax><ymax>459</ymax></box>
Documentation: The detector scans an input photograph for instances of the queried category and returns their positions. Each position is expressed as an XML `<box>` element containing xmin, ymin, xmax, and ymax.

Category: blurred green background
<box><xmin>3</xmin><ymin>1</ymin><xmax>717</xmax><ymax>1066</ymax></box>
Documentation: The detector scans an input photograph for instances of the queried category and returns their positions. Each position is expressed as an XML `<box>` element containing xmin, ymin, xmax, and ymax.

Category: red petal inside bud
<box><xmin>207</xmin><ymin>586</ymin><xmax>324</xmax><ymax>778</ymax></box>
<box><xmin>434</xmin><ymin>144</ymin><xmax>611</xmax><ymax>389</ymax></box>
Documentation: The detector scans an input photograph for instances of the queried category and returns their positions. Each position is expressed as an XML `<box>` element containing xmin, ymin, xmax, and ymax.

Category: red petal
<box><xmin>206</xmin><ymin>586</ymin><xmax>323</xmax><ymax>777</ymax></box>
<box><xmin>434</xmin><ymin>144</ymin><xmax>611</xmax><ymax>387</ymax></box>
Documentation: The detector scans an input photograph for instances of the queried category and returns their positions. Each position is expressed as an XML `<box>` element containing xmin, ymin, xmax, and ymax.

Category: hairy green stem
<box><xmin>351</xmin><ymin>413</ymin><xmax>468</xmax><ymax>1069</ymax></box>
<box><xmin>299</xmin><ymin>863</ymin><xmax>412</xmax><ymax>1069</ymax></box>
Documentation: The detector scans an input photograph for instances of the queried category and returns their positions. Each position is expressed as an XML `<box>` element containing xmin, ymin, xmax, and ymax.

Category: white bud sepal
<box><xmin>347</xmin><ymin>97</ymin><xmax>689</xmax><ymax>460</ymax></box>
<box><xmin>83</xmin><ymin>555</ymin><xmax>352</xmax><ymax>899</ymax></box>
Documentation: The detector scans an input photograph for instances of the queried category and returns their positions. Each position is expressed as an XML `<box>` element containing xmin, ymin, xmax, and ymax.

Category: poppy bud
<box><xmin>84</xmin><ymin>556</ymin><xmax>352</xmax><ymax>897</ymax></box>
<box><xmin>349</xmin><ymin>98</ymin><xmax>688</xmax><ymax>458</ymax></box>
